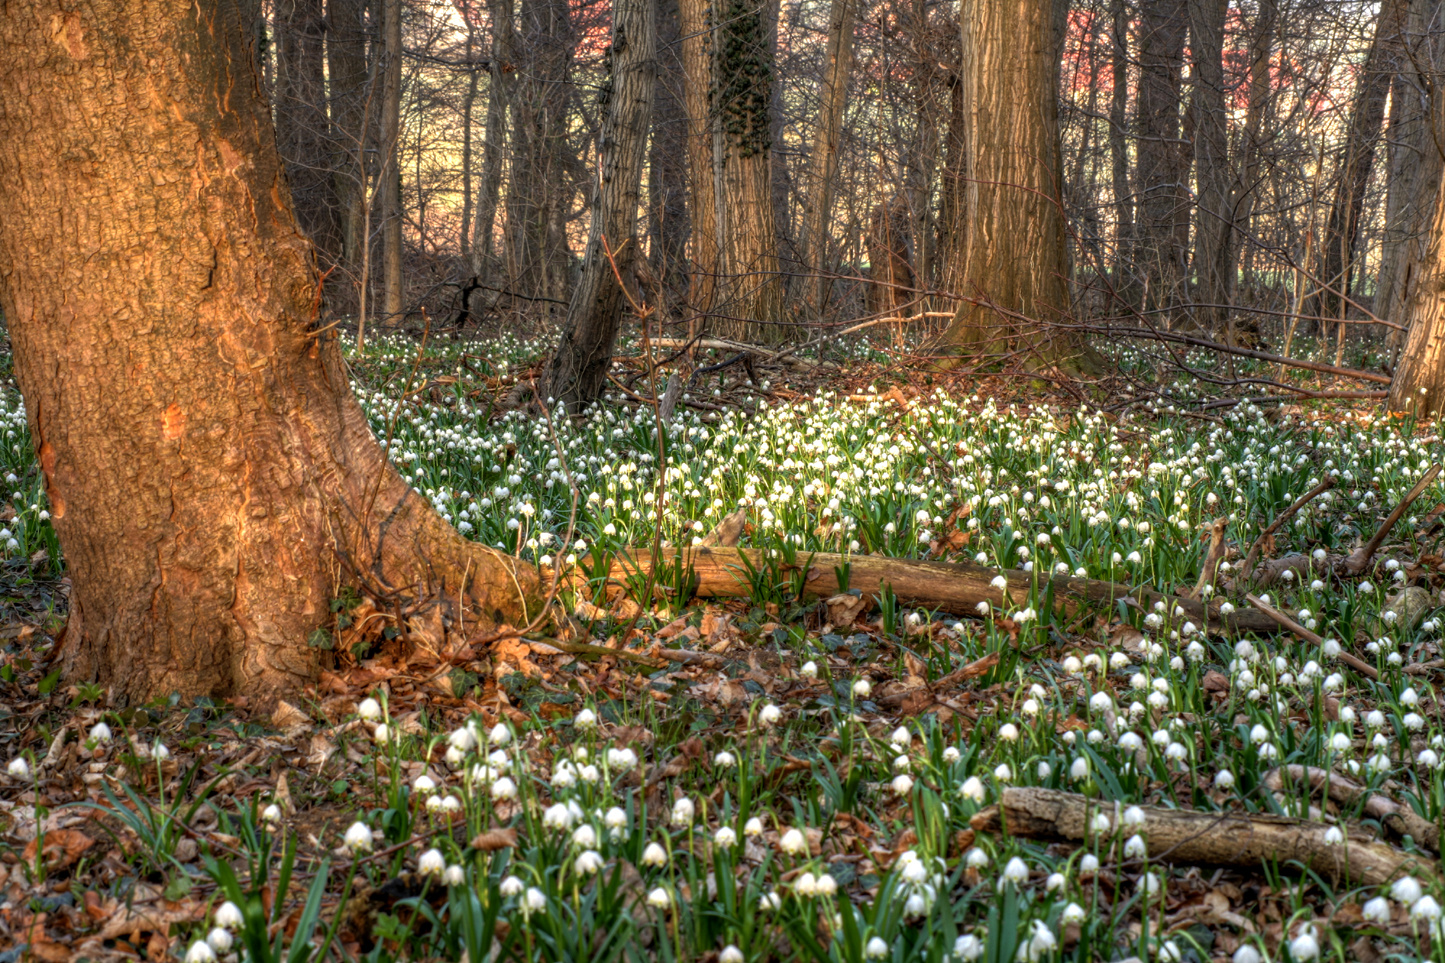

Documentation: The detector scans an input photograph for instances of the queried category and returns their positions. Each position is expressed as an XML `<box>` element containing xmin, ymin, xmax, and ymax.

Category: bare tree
<box><xmin>799</xmin><ymin>0</ymin><xmax>859</xmax><ymax>313</ymax></box>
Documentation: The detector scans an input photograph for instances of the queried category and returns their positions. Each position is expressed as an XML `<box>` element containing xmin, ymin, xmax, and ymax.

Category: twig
<box><xmin>1237</xmin><ymin>476</ymin><xmax>1336</xmax><ymax>583</ymax></box>
<box><xmin>1246</xmin><ymin>593</ymin><xmax>1379</xmax><ymax>681</ymax></box>
<box><xmin>1343</xmin><ymin>464</ymin><xmax>1443</xmax><ymax>575</ymax></box>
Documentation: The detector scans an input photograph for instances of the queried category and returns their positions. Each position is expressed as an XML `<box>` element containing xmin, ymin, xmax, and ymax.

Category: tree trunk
<box><xmin>1306</xmin><ymin>0</ymin><xmax>1406</xmax><ymax>325</ymax></box>
<box><xmin>1378</xmin><ymin>0</ymin><xmax>1445</xmax><ymax>338</ymax></box>
<box><xmin>711</xmin><ymin>0</ymin><xmax>787</xmax><ymax>343</ymax></box>
<box><xmin>380</xmin><ymin>0</ymin><xmax>404</xmax><ymax>326</ymax></box>
<box><xmin>935</xmin><ymin>70</ymin><xmax>967</xmax><ymax>309</ymax></box>
<box><xmin>649</xmin><ymin>0</ymin><xmax>691</xmax><ymax>290</ymax></box>
<box><xmin>941</xmin><ymin>0</ymin><xmax>1070</xmax><ymax>352</ymax></box>
<box><xmin>327</xmin><ymin>0</ymin><xmax>371</xmax><ymax>285</ymax></box>
<box><xmin>474</xmin><ymin>0</ymin><xmax>517</xmax><ymax>273</ymax></box>
<box><xmin>1108</xmin><ymin>0</ymin><xmax>1132</xmax><ymax>297</ymax></box>
<box><xmin>866</xmin><ymin>197</ymin><xmax>916</xmax><ymax>317</ymax></box>
<box><xmin>275</xmin><ymin>0</ymin><xmax>342</xmax><ymax>265</ymax></box>
<box><xmin>546</xmin><ymin>0</ymin><xmax>658</xmax><ymax>409</ymax></box>
<box><xmin>0</xmin><ymin>0</ymin><xmax>539</xmax><ymax>701</ymax></box>
<box><xmin>679</xmin><ymin>0</ymin><xmax>721</xmax><ymax>323</ymax></box>
<box><xmin>1234</xmin><ymin>0</ymin><xmax>1275</xmax><ymax>305</ymax></box>
<box><xmin>1387</xmin><ymin>89</ymin><xmax>1445</xmax><ymax>415</ymax></box>
<box><xmin>1135</xmin><ymin>0</ymin><xmax>1189</xmax><ymax>314</ymax></box>
<box><xmin>1187</xmin><ymin>0</ymin><xmax>1236</xmax><ymax>338</ymax></box>
<box><xmin>799</xmin><ymin>0</ymin><xmax>858</xmax><ymax>313</ymax></box>
<box><xmin>461</xmin><ymin>24</ymin><xmax>479</xmax><ymax>263</ymax></box>
<box><xmin>505</xmin><ymin>0</ymin><xmax>577</xmax><ymax>308</ymax></box>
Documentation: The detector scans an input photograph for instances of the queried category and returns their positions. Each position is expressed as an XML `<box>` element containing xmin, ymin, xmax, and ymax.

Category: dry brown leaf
<box><xmin>24</xmin><ymin>828</ymin><xmax>95</xmax><ymax>870</ymax></box>
<box><xmin>824</xmin><ymin>593</ymin><xmax>867</xmax><ymax>627</ymax></box>
<box><xmin>470</xmin><ymin>827</ymin><xmax>519</xmax><ymax>851</ymax></box>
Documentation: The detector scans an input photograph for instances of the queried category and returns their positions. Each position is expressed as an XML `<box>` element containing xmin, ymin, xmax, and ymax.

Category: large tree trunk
<box><xmin>1378</xmin><ymin>0</ymin><xmax>1445</xmax><ymax>340</ymax></box>
<box><xmin>275</xmin><ymin>0</ymin><xmax>342</xmax><ymax>266</ymax></box>
<box><xmin>0</xmin><ymin>0</ymin><xmax>539</xmax><ymax>701</ymax></box>
<box><xmin>1188</xmin><ymin>0</ymin><xmax>1239</xmax><ymax>339</ymax></box>
<box><xmin>679</xmin><ymin>0</ymin><xmax>721</xmax><ymax>325</ymax></box>
<box><xmin>505</xmin><ymin>0</ymin><xmax>577</xmax><ymax>308</ymax></box>
<box><xmin>649</xmin><ymin>0</ymin><xmax>691</xmax><ymax>290</ymax></box>
<box><xmin>1387</xmin><ymin>89</ymin><xmax>1445</xmax><ymax>414</ymax></box>
<box><xmin>935</xmin><ymin>69</ymin><xmax>967</xmax><ymax>309</ymax></box>
<box><xmin>461</xmin><ymin>22</ymin><xmax>480</xmax><ymax>264</ymax></box>
<box><xmin>1135</xmin><ymin>0</ymin><xmax>1189</xmax><ymax>315</ymax></box>
<box><xmin>711</xmin><ymin>0</ymin><xmax>787</xmax><ymax>343</ymax></box>
<box><xmin>380</xmin><ymin>0</ymin><xmax>405</xmax><ymax>326</ymax></box>
<box><xmin>941</xmin><ymin>0</ymin><xmax>1070</xmax><ymax>353</ymax></box>
<box><xmin>1306</xmin><ymin>0</ymin><xmax>1406</xmax><ymax>328</ymax></box>
<box><xmin>799</xmin><ymin>0</ymin><xmax>858</xmax><ymax>314</ymax></box>
<box><xmin>1233</xmin><ymin>0</ymin><xmax>1275</xmax><ymax>305</ymax></box>
<box><xmin>327</xmin><ymin>0</ymin><xmax>371</xmax><ymax>286</ymax></box>
<box><xmin>1108</xmin><ymin>0</ymin><xmax>1133</xmax><ymax>298</ymax></box>
<box><xmin>546</xmin><ymin>0</ymin><xmax>658</xmax><ymax>409</ymax></box>
<box><xmin>473</xmin><ymin>0</ymin><xmax>517</xmax><ymax>273</ymax></box>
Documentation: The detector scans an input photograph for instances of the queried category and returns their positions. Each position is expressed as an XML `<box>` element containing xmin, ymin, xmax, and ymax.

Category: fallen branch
<box><xmin>1190</xmin><ymin>516</ymin><xmax>1229</xmax><ymax>600</ymax></box>
<box><xmin>1075</xmin><ymin>325</ymin><xmax>1393</xmax><ymax>385</ymax></box>
<box><xmin>1236</xmin><ymin>476</ymin><xmax>1336</xmax><ymax>583</ymax></box>
<box><xmin>1244</xmin><ymin>593</ymin><xmax>1379</xmax><ymax>681</ymax></box>
<box><xmin>969</xmin><ymin>786</ymin><xmax>1433</xmax><ymax>886</ymax></box>
<box><xmin>1343</xmin><ymin>464</ymin><xmax>1442</xmax><ymax>575</ymax></box>
<box><xmin>590</xmin><ymin>547</ymin><xmax>1285</xmax><ymax>633</ymax></box>
<box><xmin>1262</xmin><ymin>766</ymin><xmax>1439</xmax><ymax>854</ymax></box>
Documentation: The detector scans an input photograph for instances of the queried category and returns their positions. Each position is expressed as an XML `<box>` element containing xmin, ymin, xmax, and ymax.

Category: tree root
<box><xmin>969</xmin><ymin>786</ymin><xmax>1434</xmax><ymax>887</ymax></box>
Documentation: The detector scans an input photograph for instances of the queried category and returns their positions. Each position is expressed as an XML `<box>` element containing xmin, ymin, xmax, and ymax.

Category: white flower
<box><xmin>1091</xmin><ymin>812</ymin><xmax>1112</xmax><ymax>834</ymax></box>
<box><xmin>1020</xmin><ymin>920</ymin><xmax>1057</xmax><ymax>962</ymax></box>
<box><xmin>214</xmin><ymin>901</ymin><xmax>243</xmax><ymax>930</ymax></box>
<box><xmin>524</xmin><ymin>887</ymin><xmax>547</xmax><ymax>912</ymax></box>
<box><xmin>489</xmin><ymin>723</ymin><xmax>511</xmax><ymax>746</ymax></box>
<box><xmin>448</xmin><ymin>727</ymin><xmax>478</xmax><ymax>752</ymax></box>
<box><xmin>1061</xmin><ymin>902</ymin><xmax>1085</xmax><ymax>925</ymax></box>
<box><xmin>965</xmin><ymin>847</ymin><xmax>989</xmax><ymax>869</ymax></box>
<box><xmin>759</xmin><ymin>890</ymin><xmax>782</xmax><ymax>911</ymax></box>
<box><xmin>1215</xmin><ymin>769</ymin><xmax>1235</xmax><ymax>790</ymax></box>
<box><xmin>1323</xmin><ymin>826</ymin><xmax>1344</xmax><ymax>845</ymax></box>
<box><xmin>206</xmin><ymin>928</ymin><xmax>234</xmax><ymax>953</ymax></box>
<box><xmin>1124</xmin><ymin>834</ymin><xmax>1147</xmax><ymax>859</ymax></box>
<box><xmin>865</xmin><ymin>936</ymin><xmax>889</xmax><ymax>959</ymax></box>
<box><xmin>780</xmin><ymin>828</ymin><xmax>809</xmax><ymax>855</ymax></box>
<box><xmin>499</xmin><ymin>875</ymin><xmax>524</xmax><ymax>897</ymax></box>
<box><xmin>88</xmin><ymin>721</ymin><xmax>112</xmax><ymax>743</ymax></box>
<box><xmin>671</xmin><ymin>797</ymin><xmax>696</xmax><ymax>826</ymax></box>
<box><xmin>852</xmin><ymin>678</ymin><xmax>872</xmax><ymax>698</ymax></box>
<box><xmin>1232</xmin><ymin>946</ymin><xmax>1262</xmax><ymax>963</ymax></box>
<box><xmin>953</xmin><ymin>934</ymin><xmax>985</xmax><ymax>961</ymax></box>
<box><xmin>344</xmin><ymin>821</ymin><xmax>372</xmax><ymax>853</ymax></box>
<box><xmin>800</xmin><ymin>660</ymin><xmax>819</xmax><ymax>678</ymax></box>
<box><xmin>413</xmin><ymin>774</ymin><xmax>437</xmax><ymax>795</ymax></box>
<box><xmin>1412</xmin><ymin>895</ymin><xmax>1443</xmax><ymax>922</ymax></box>
<box><xmin>373</xmin><ymin>724</ymin><xmax>391</xmax><ymax>745</ymax></box>
<box><xmin>491</xmin><ymin>776</ymin><xmax>518</xmax><ymax>800</ymax></box>
<box><xmin>185</xmin><ymin>941</ymin><xmax>218</xmax><ymax>963</ymax></box>
<box><xmin>1140</xmin><ymin>871</ymin><xmax>1163</xmax><ymax>897</ymax></box>
<box><xmin>417</xmin><ymin>848</ymin><xmax>446</xmax><ymax>876</ymax></box>
<box><xmin>999</xmin><ymin>723</ymin><xmax>1019</xmax><ymax>741</ymax></box>
<box><xmin>713</xmin><ymin>750</ymin><xmax>737</xmax><ymax>768</ymax></box>
<box><xmin>641</xmin><ymin>841</ymin><xmax>668</xmax><ymax>867</ymax></box>
<box><xmin>714</xmin><ymin>826</ymin><xmax>737</xmax><ymax>849</ymax></box>
<box><xmin>646</xmin><ymin>886</ymin><xmax>672</xmax><ymax>909</ymax></box>
<box><xmin>1362</xmin><ymin>895</ymin><xmax>1391</xmax><ymax>923</ymax></box>
<box><xmin>574</xmin><ymin>708</ymin><xmax>597</xmax><ymax>729</ymax></box>
<box><xmin>961</xmin><ymin>776</ymin><xmax>985</xmax><ymax>802</ymax></box>
<box><xmin>1122</xmin><ymin>805</ymin><xmax>1146</xmax><ymax>828</ymax></box>
<box><xmin>794</xmin><ymin>871</ymin><xmax>818</xmax><ymax>897</ymax></box>
<box><xmin>891</xmin><ymin>773</ymin><xmax>914</xmax><ymax>796</ymax></box>
<box><xmin>575</xmin><ymin>850</ymin><xmax>605</xmax><ymax>875</ymax></box>
<box><xmin>1002</xmin><ymin>856</ymin><xmax>1029</xmax><ymax>886</ymax></box>
<box><xmin>443</xmin><ymin>864</ymin><xmax>466</xmax><ymax>886</ymax></box>
<box><xmin>744</xmin><ymin>816</ymin><xmax>764</xmax><ymax>836</ymax></box>
<box><xmin>1393</xmin><ymin>876</ymin><xmax>1423</xmax><ymax>904</ymax></box>
<box><xmin>758</xmin><ymin>703</ymin><xmax>782</xmax><ymax>727</ymax></box>
<box><xmin>721</xmin><ymin>946</ymin><xmax>746</xmax><ymax>963</ymax></box>
<box><xmin>357</xmin><ymin>697</ymin><xmax>383</xmax><ymax>721</ymax></box>
<box><xmin>544</xmin><ymin>803</ymin><xmax>574</xmax><ymax>832</ymax></box>
<box><xmin>6</xmin><ymin>757</ymin><xmax>29</xmax><ymax>780</ymax></box>
<box><xmin>1288</xmin><ymin>930</ymin><xmax>1319</xmax><ymax>961</ymax></box>
<box><xmin>262</xmin><ymin>804</ymin><xmax>282</xmax><ymax>825</ymax></box>
<box><xmin>572</xmin><ymin>824</ymin><xmax>598</xmax><ymax>848</ymax></box>
<box><xmin>943</xmin><ymin>746</ymin><xmax>961</xmax><ymax>764</ymax></box>
<box><xmin>1080</xmin><ymin>853</ymin><xmax>1100</xmax><ymax>873</ymax></box>
<box><xmin>993</xmin><ymin>762</ymin><xmax>1012</xmax><ymax>782</ymax></box>
<box><xmin>153</xmin><ymin>742</ymin><xmax>170</xmax><ymax>761</ymax></box>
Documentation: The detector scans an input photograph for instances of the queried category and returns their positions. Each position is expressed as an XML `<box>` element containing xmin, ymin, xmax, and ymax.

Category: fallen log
<box><xmin>588</xmin><ymin>547</ymin><xmax>1284</xmax><ymax>634</ymax></box>
<box><xmin>970</xmin><ymin>786</ymin><xmax>1434</xmax><ymax>887</ymax></box>
<box><xmin>1262</xmin><ymin>766</ymin><xmax>1439</xmax><ymax>855</ymax></box>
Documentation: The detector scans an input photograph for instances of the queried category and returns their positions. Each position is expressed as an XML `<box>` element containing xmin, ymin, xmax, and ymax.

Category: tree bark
<box><xmin>274</xmin><ymin>0</ymin><xmax>342</xmax><ymax>265</ymax></box>
<box><xmin>546</xmin><ymin>0</ymin><xmax>658</xmax><ymax>409</ymax></box>
<box><xmin>0</xmin><ymin>0</ymin><xmax>539</xmax><ymax>701</ymax></box>
<box><xmin>1188</xmin><ymin>0</ymin><xmax>1239</xmax><ymax>339</ymax></box>
<box><xmin>505</xmin><ymin>0</ymin><xmax>577</xmax><ymax>308</ymax></box>
<box><xmin>327</xmin><ymin>0</ymin><xmax>371</xmax><ymax>284</ymax></box>
<box><xmin>380</xmin><ymin>0</ymin><xmax>405</xmax><ymax>326</ymax></box>
<box><xmin>1108</xmin><ymin>0</ymin><xmax>1132</xmax><ymax>297</ymax></box>
<box><xmin>941</xmin><ymin>0</ymin><xmax>1070</xmax><ymax>352</ymax></box>
<box><xmin>473</xmin><ymin>0</ymin><xmax>517</xmax><ymax>273</ymax></box>
<box><xmin>679</xmin><ymin>0</ymin><xmax>721</xmax><ymax>324</ymax></box>
<box><xmin>1387</xmin><ymin>146</ymin><xmax>1445</xmax><ymax>413</ymax></box>
<box><xmin>799</xmin><ymin>0</ymin><xmax>858</xmax><ymax>314</ymax></box>
<box><xmin>1378</xmin><ymin>0</ymin><xmax>1445</xmax><ymax>338</ymax></box>
<box><xmin>1305</xmin><ymin>0</ymin><xmax>1406</xmax><ymax>327</ymax></box>
<box><xmin>649</xmin><ymin>0</ymin><xmax>691</xmax><ymax>290</ymax></box>
<box><xmin>461</xmin><ymin>23</ymin><xmax>480</xmax><ymax>263</ymax></box>
<box><xmin>1135</xmin><ymin>0</ymin><xmax>1189</xmax><ymax>314</ymax></box>
<box><xmin>711</xmin><ymin>0</ymin><xmax>787</xmax><ymax>343</ymax></box>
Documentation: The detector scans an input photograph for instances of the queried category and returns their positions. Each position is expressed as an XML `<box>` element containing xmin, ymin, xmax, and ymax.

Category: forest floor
<box><xmin>0</xmin><ymin>330</ymin><xmax>1440</xmax><ymax>963</ymax></box>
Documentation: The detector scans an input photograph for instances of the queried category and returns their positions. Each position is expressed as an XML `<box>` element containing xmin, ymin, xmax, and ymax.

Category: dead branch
<box><xmin>1245</xmin><ymin>593</ymin><xmax>1379</xmax><ymax>681</ymax></box>
<box><xmin>1262</xmin><ymin>766</ymin><xmax>1439</xmax><ymax>854</ymax></box>
<box><xmin>591</xmin><ymin>547</ymin><xmax>1285</xmax><ymax>633</ymax></box>
<box><xmin>1343</xmin><ymin>464</ymin><xmax>1443</xmax><ymax>575</ymax></box>
<box><xmin>1237</xmin><ymin>476</ymin><xmax>1336</xmax><ymax>583</ymax></box>
<box><xmin>1190</xmin><ymin>516</ymin><xmax>1229</xmax><ymax>600</ymax></box>
<box><xmin>969</xmin><ymin>786</ymin><xmax>1434</xmax><ymax>886</ymax></box>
